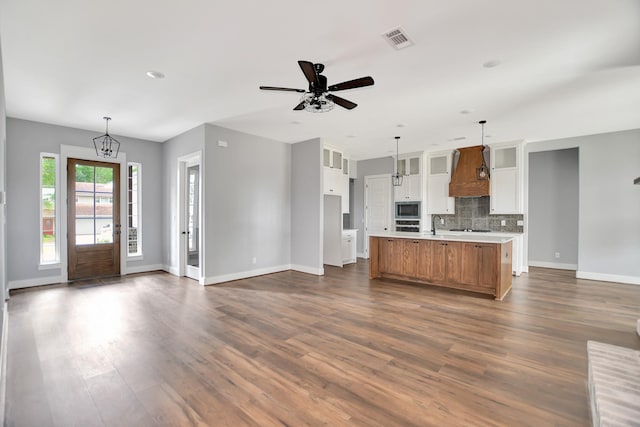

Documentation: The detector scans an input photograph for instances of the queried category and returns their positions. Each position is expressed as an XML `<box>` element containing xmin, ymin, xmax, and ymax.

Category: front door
<box><xmin>67</xmin><ymin>158</ymin><xmax>121</xmax><ymax>280</ymax></box>
<box><xmin>364</xmin><ymin>174</ymin><xmax>392</xmax><ymax>258</ymax></box>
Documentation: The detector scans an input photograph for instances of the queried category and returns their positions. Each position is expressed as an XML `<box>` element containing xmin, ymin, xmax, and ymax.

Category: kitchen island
<box><xmin>369</xmin><ymin>232</ymin><xmax>513</xmax><ymax>300</ymax></box>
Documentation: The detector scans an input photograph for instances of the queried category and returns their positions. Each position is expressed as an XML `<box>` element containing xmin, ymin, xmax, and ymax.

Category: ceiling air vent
<box><xmin>382</xmin><ymin>27</ymin><xmax>414</xmax><ymax>50</ymax></box>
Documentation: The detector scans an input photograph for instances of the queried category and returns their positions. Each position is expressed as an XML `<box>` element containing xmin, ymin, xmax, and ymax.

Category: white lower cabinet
<box><xmin>342</xmin><ymin>230</ymin><xmax>357</xmax><ymax>264</ymax></box>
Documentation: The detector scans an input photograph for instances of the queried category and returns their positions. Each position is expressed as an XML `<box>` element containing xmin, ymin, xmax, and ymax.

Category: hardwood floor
<box><xmin>5</xmin><ymin>263</ymin><xmax>640</xmax><ymax>426</ymax></box>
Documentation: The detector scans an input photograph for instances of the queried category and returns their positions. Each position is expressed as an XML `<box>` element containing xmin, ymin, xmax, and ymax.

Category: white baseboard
<box><xmin>290</xmin><ymin>264</ymin><xmax>324</xmax><ymax>276</ymax></box>
<box><xmin>8</xmin><ymin>275</ymin><xmax>65</xmax><ymax>290</ymax></box>
<box><xmin>125</xmin><ymin>264</ymin><xmax>164</xmax><ymax>275</ymax></box>
<box><xmin>163</xmin><ymin>265</ymin><xmax>180</xmax><ymax>276</ymax></box>
<box><xmin>576</xmin><ymin>271</ymin><xmax>640</xmax><ymax>286</ymax></box>
<box><xmin>529</xmin><ymin>261</ymin><xmax>578</xmax><ymax>270</ymax></box>
<box><xmin>356</xmin><ymin>252</ymin><xmax>366</xmax><ymax>259</ymax></box>
<box><xmin>0</xmin><ymin>302</ymin><xmax>8</xmax><ymax>427</ymax></box>
<box><xmin>204</xmin><ymin>264</ymin><xmax>292</xmax><ymax>286</ymax></box>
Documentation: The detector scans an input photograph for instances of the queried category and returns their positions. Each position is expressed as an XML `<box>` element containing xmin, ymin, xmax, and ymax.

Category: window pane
<box><xmin>128</xmin><ymin>163</ymin><xmax>141</xmax><ymax>256</ymax></box>
<box><xmin>75</xmin><ymin>164</ymin><xmax>95</xmax><ymax>245</ymax></box>
<box><xmin>41</xmin><ymin>156</ymin><xmax>57</xmax><ymax>263</ymax></box>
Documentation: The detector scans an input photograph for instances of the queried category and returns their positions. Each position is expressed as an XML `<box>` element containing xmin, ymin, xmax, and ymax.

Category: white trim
<box><xmin>38</xmin><ymin>262</ymin><xmax>61</xmax><ymax>271</ymax></box>
<box><xmin>290</xmin><ymin>264</ymin><xmax>325</xmax><ymax>276</ymax></box>
<box><xmin>576</xmin><ymin>271</ymin><xmax>640</xmax><ymax>286</ymax></box>
<box><xmin>0</xmin><ymin>302</ymin><xmax>8</xmax><ymax>426</ymax></box>
<box><xmin>357</xmin><ymin>251</ymin><xmax>366</xmax><ymax>259</ymax></box>
<box><xmin>528</xmin><ymin>261</ymin><xmax>578</xmax><ymax>270</ymax></box>
<box><xmin>125</xmin><ymin>264</ymin><xmax>163</xmax><ymax>275</ymax></box>
<box><xmin>163</xmin><ymin>265</ymin><xmax>180</xmax><ymax>276</ymax></box>
<box><xmin>60</xmin><ymin>145</ymin><xmax>128</xmax><ymax>279</ymax></box>
<box><xmin>204</xmin><ymin>265</ymin><xmax>293</xmax><ymax>285</ymax></box>
<box><xmin>8</xmin><ymin>275</ymin><xmax>65</xmax><ymax>290</ymax></box>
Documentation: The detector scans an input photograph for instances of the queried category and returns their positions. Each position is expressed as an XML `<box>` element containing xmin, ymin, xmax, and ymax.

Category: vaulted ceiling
<box><xmin>1</xmin><ymin>0</ymin><xmax>639</xmax><ymax>159</ymax></box>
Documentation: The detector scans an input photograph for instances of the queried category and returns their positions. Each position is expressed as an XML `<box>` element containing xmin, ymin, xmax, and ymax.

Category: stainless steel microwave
<box><xmin>395</xmin><ymin>201</ymin><xmax>421</xmax><ymax>219</ymax></box>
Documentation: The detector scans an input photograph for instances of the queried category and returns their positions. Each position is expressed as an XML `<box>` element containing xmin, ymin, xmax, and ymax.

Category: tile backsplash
<box><xmin>436</xmin><ymin>197</ymin><xmax>523</xmax><ymax>233</ymax></box>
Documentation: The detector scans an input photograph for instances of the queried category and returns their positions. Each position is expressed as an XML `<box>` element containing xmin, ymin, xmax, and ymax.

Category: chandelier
<box><xmin>93</xmin><ymin>117</ymin><xmax>121</xmax><ymax>159</ymax></box>
<box><xmin>477</xmin><ymin>120</ymin><xmax>490</xmax><ymax>180</ymax></box>
<box><xmin>392</xmin><ymin>136</ymin><xmax>403</xmax><ymax>187</ymax></box>
<box><xmin>300</xmin><ymin>93</ymin><xmax>335</xmax><ymax>113</ymax></box>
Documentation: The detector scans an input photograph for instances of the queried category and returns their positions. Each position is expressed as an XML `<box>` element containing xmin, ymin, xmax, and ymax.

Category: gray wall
<box><xmin>161</xmin><ymin>124</ymin><xmax>205</xmax><ymax>272</ymax></box>
<box><xmin>526</xmin><ymin>129</ymin><xmax>640</xmax><ymax>283</ymax></box>
<box><xmin>528</xmin><ymin>148</ymin><xmax>579</xmax><ymax>267</ymax></box>
<box><xmin>6</xmin><ymin>118</ymin><xmax>163</xmax><ymax>283</ymax></box>
<box><xmin>291</xmin><ymin>138</ymin><xmax>323</xmax><ymax>273</ymax></box>
<box><xmin>203</xmin><ymin>124</ymin><xmax>291</xmax><ymax>279</ymax></box>
<box><xmin>353</xmin><ymin>156</ymin><xmax>393</xmax><ymax>254</ymax></box>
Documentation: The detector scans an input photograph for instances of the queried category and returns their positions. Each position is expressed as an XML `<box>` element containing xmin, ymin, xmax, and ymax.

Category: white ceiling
<box><xmin>1</xmin><ymin>0</ymin><xmax>639</xmax><ymax>160</ymax></box>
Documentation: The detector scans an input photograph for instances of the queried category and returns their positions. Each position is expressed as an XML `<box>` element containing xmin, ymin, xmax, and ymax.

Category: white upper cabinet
<box><xmin>490</xmin><ymin>142</ymin><xmax>523</xmax><ymax>214</ymax></box>
<box><xmin>394</xmin><ymin>154</ymin><xmax>422</xmax><ymax>201</ymax></box>
<box><xmin>426</xmin><ymin>151</ymin><xmax>455</xmax><ymax>214</ymax></box>
<box><xmin>323</xmin><ymin>146</ymin><xmax>350</xmax><ymax>214</ymax></box>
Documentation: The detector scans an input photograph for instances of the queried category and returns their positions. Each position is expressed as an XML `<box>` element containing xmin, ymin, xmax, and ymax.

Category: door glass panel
<box><xmin>397</xmin><ymin>159</ymin><xmax>407</xmax><ymax>176</ymax></box>
<box><xmin>74</xmin><ymin>164</ymin><xmax>114</xmax><ymax>245</ymax></box>
<box><xmin>495</xmin><ymin>147</ymin><xmax>517</xmax><ymax>169</ymax></box>
<box><xmin>323</xmin><ymin>149</ymin><xmax>331</xmax><ymax>167</ymax></box>
<box><xmin>409</xmin><ymin>157</ymin><xmax>420</xmax><ymax>175</ymax></box>
<box><xmin>187</xmin><ymin>165</ymin><xmax>200</xmax><ymax>268</ymax></box>
<box><xmin>430</xmin><ymin>156</ymin><xmax>447</xmax><ymax>175</ymax></box>
<box><xmin>333</xmin><ymin>151</ymin><xmax>342</xmax><ymax>170</ymax></box>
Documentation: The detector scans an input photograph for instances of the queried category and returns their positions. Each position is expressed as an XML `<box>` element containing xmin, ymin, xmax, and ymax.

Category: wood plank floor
<box><xmin>5</xmin><ymin>262</ymin><xmax>640</xmax><ymax>426</ymax></box>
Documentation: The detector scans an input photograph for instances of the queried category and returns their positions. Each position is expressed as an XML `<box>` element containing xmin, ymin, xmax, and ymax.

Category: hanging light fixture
<box><xmin>477</xmin><ymin>120</ymin><xmax>490</xmax><ymax>180</ymax></box>
<box><xmin>392</xmin><ymin>136</ymin><xmax>403</xmax><ymax>187</ymax></box>
<box><xmin>93</xmin><ymin>117</ymin><xmax>121</xmax><ymax>159</ymax></box>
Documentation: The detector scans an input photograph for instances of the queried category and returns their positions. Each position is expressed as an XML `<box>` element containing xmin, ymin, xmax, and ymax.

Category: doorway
<box><xmin>67</xmin><ymin>158</ymin><xmax>121</xmax><ymax>280</ymax></box>
<box><xmin>178</xmin><ymin>152</ymin><xmax>202</xmax><ymax>282</ymax></box>
<box><xmin>364</xmin><ymin>174</ymin><xmax>392</xmax><ymax>258</ymax></box>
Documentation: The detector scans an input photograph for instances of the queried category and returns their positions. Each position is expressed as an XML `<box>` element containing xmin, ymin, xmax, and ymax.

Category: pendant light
<box><xmin>392</xmin><ymin>136</ymin><xmax>403</xmax><ymax>187</ymax></box>
<box><xmin>93</xmin><ymin>117</ymin><xmax>121</xmax><ymax>159</ymax></box>
<box><xmin>476</xmin><ymin>120</ymin><xmax>490</xmax><ymax>180</ymax></box>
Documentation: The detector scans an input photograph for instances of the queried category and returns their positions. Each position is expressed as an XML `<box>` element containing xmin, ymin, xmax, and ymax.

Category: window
<box><xmin>127</xmin><ymin>163</ymin><xmax>142</xmax><ymax>257</ymax></box>
<box><xmin>40</xmin><ymin>153</ymin><xmax>60</xmax><ymax>265</ymax></box>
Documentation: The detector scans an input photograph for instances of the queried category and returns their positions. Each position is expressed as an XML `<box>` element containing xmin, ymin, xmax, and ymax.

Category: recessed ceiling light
<box><xmin>459</xmin><ymin>109</ymin><xmax>473</xmax><ymax>115</ymax></box>
<box><xmin>485</xmin><ymin>134</ymin><xmax>493</xmax><ymax>138</ymax></box>
<box><xmin>291</xmin><ymin>120</ymin><xmax>302</xmax><ymax>125</ymax></box>
<box><xmin>448</xmin><ymin>136</ymin><xmax>467</xmax><ymax>142</ymax></box>
<box><xmin>146</xmin><ymin>70</ymin><xmax>165</xmax><ymax>79</ymax></box>
<box><xmin>396</xmin><ymin>123</ymin><xmax>408</xmax><ymax>128</ymax></box>
<box><xmin>482</xmin><ymin>60</ymin><xmax>501</xmax><ymax>68</ymax></box>
<box><xmin>347</xmin><ymin>134</ymin><xmax>357</xmax><ymax>138</ymax></box>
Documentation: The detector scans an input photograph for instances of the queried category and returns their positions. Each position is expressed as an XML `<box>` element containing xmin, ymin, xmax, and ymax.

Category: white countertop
<box><xmin>369</xmin><ymin>231</ymin><xmax>513</xmax><ymax>244</ymax></box>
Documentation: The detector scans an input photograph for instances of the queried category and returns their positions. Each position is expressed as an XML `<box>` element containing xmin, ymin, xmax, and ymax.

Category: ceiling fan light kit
<box><xmin>260</xmin><ymin>60</ymin><xmax>374</xmax><ymax>112</ymax></box>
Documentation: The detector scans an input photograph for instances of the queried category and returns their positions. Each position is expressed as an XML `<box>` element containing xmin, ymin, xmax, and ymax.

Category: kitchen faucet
<box><xmin>431</xmin><ymin>215</ymin><xmax>442</xmax><ymax>236</ymax></box>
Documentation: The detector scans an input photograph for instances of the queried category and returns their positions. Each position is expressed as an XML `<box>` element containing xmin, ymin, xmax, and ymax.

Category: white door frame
<box><xmin>177</xmin><ymin>151</ymin><xmax>204</xmax><ymax>284</ymax></box>
<box><xmin>363</xmin><ymin>174</ymin><xmax>392</xmax><ymax>259</ymax></box>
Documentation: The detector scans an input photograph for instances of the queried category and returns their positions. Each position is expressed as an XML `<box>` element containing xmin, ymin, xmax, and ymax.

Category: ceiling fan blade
<box><xmin>328</xmin><ymin>76</ymin><xmax>374</xmax><ymax>92</ymax></box>
<box><xmin>259</xmin><ymin>86</ymin><xmax>306</xmax><ymax>93</ymax></box>
<box><xmin>298</xmin><ymin>61</ymin><xmax>319</xmax><ymax>86</ymax></box>
<box><xmin>327</xmin><ymin>94</ymin><xmax>357</xmax><ymax>110</ymax></box>
<box><xmin>293</xmin><ymin>101</ymin><xmax>306</xmax><ymax>110</ymax></box>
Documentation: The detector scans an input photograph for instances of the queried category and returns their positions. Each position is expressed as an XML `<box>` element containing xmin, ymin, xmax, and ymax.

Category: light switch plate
<box><xmin>218</xmin><ymin>140</ymin><xmax>228</xmax><ymax>148</ymax></box>
<box><xmin>517</xmin><ymin>220</ymin><xmax>524</xmax><ymax>226</ymax></box>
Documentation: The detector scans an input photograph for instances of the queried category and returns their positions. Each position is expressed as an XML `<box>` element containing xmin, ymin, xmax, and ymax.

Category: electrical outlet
<box><xmin>555</xmin><ymin>252</ymin><xmax>560</xmax><ymax>259</ymax></box>
<box><xmin>252</xmin><ymin>257</ymin><xmax>257</xmax><ymax>264</ymax></box>
<box><xmin>440</xmin><ymin>218</ymin><xmax>444</xmax><ymax>224</ymax></box>
<box><xmin>500</xmin><ymin>220</ymin><xmax>506</xmax><ymax>226</ymax></box>
<box><xmin>517</xmin><ymin>220</ymin><xmax>524</xmax><ymax>226</ymax></box>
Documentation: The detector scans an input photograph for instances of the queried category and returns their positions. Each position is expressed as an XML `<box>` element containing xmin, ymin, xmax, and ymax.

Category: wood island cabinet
<box><xmin>369</xmin><ymin>236</ymin><xmax>512</xmax><ymax>300</ymax></box>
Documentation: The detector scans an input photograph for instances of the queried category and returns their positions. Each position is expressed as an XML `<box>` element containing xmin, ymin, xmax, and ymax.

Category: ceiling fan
<box><xmin>260</xmin><ymin>60</ymin><xmax>374</xmax><ymax>112</ymax></box>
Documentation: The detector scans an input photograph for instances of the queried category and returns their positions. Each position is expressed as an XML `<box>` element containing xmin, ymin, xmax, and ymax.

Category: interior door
<box><xmin>67</xmin><ymin>158</ymin><xmax>120</xmax><ymax>280</ymax></box>
<box><xmin>364</xmin><ymin>175</ymin><xmax>392</xmax><ymax>258</ymax></box>
<box><xmin>185</xmin><ymin>162</ymin><xmax>200</xmax><ymax>280</ymax></box>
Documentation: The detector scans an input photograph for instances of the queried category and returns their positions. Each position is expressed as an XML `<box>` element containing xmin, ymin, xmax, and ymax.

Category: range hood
<box><xmin>449</xmin><ymin>145</ymin><xmax>490</xmax><ymax>197</ymax></box>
